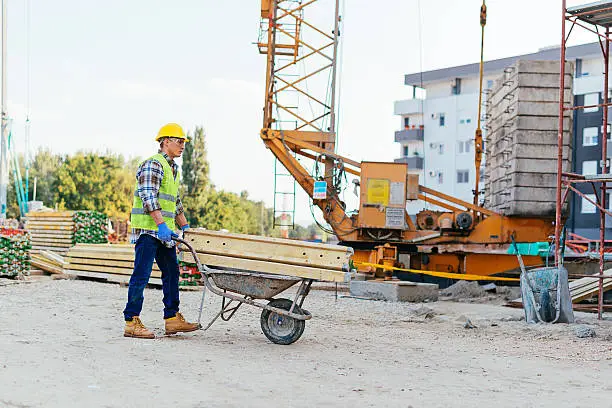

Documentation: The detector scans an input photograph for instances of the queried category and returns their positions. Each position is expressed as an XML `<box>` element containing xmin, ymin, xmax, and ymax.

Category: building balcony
<box><xmin>394</xmin><ymin>98</ymin><xmax>424</xmax><ymax>115</ymax></box>
<box><xmin>395</xmin><ymin>127</ymin><xmax>424</xmax><ymax>143</ymax></box>
<box><xmin>394</xmin><ymin>156</ymin><xmax>424</xmax><ymax>170</ymax></box>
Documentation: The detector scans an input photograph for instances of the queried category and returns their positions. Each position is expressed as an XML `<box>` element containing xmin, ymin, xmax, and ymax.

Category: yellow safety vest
<box><xmin>130</xmin><ymin>153</ymin><xmax>179</xmax><ymax>231</ymax></box>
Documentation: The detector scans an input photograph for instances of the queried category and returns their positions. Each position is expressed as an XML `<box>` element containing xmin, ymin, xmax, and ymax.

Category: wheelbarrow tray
<box><xmin>208</xmin><ymin>268</ymin><xmax>301</xmax><ymax>299</ymax></box>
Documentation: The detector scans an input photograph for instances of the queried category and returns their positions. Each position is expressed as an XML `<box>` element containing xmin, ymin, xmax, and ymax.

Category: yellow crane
<box><xmin>258</xmin><ymin>0</ymin><xmax>552</xmax><ymax>280</ymax></box>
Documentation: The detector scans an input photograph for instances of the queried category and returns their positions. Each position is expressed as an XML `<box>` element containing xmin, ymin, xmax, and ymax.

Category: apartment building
<box><xmin>394</xmin><ymin>42</ymin><xmax>611</xmax><ymax>238</ymax></box>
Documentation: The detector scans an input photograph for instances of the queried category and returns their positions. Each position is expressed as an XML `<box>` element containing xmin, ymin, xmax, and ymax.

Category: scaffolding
<box><xmin>557</xmin><ymin>0</ymin><xmax>612</xmax><ymax>319</ymax></box>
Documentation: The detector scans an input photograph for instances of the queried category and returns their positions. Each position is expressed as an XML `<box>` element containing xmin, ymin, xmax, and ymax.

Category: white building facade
<box><xmin>394</xmin><ymin>42</ymin><xmax>612</xmax><ymax>238</ymax></box>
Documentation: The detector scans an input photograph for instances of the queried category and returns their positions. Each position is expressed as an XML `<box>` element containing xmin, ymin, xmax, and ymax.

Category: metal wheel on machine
<box><xmin>260</xmin><ymin>298</ymin><xmax>306</xmax><ymax>345</ymax></box>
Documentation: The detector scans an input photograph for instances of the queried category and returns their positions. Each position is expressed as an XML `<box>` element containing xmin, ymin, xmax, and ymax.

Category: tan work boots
<box><xmin>124</xmin><ymin>316</ymin><xmax>155</xmax><ymax>339</ymax></box>
<box><xmin>164</xmin><ymin>312</ymin><xmax>200</xmax><ymax>335</ymax></box>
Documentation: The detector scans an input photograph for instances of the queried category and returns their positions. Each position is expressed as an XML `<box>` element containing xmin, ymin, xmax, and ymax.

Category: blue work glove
<box><xmin>157</xmin><ymin>222</ymin><xmax>178</xmax><ymax>242</ymax></box>
<box><xmin>181</xmin><ymin>224</ymin><xmax>190</xmax><ymax>231</ymax></box>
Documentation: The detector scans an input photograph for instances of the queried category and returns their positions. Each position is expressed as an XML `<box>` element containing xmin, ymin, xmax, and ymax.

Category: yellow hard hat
<box><xmin>155</xmin><ymin>123</ymin><xmax>190</xmax><ymax>142</ymax></box>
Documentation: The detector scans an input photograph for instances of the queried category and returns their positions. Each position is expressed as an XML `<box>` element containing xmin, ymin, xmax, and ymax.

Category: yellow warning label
<box><xmin>366</xmin><ymin>178</ymin><xmax>390</xmax><ymax>206</ymax></box>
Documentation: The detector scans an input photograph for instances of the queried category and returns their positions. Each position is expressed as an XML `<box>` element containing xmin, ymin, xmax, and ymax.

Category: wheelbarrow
<box><xmin>511</xmin><ymin>235</ymin><xmax>574</xmax><ymax>324</ymax></box>
<box><xmin>175</xmin><ymin>237</ymin><xmax>313</xmax><ymax>345</ymax></box>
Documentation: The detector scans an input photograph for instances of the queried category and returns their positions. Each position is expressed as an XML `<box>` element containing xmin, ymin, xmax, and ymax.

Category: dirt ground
<box><xmin>0</xmin><ymin>277</ymin><xmax>611</xmax><ymax>408</ymax></box>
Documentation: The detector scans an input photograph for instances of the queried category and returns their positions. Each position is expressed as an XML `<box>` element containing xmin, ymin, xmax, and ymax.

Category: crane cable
<box><xmin>473</xmin><ymin>0</ymin><xmax>486</xmax><ymax>208</ymax></box>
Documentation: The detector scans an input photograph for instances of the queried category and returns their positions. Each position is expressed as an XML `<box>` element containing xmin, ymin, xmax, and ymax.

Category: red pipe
<box><xmin>555</xmin><ymin>0</ymin><xmax>567</xmax><ymax>267</ymax></box>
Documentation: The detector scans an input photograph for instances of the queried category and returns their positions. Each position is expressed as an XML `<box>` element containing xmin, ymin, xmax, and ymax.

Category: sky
<box><xmin>2</xmin><ymin>0</ymin><xmax>600</xmax><ymax>225</ymax></box>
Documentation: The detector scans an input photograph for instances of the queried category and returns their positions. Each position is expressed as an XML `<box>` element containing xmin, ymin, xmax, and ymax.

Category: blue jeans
<box><xmin>123</xmin><ymin>234</ymin><xmax>180</xmax><ymax>320</ymax></box>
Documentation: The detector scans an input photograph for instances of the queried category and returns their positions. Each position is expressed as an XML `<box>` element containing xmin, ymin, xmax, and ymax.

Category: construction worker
<box><xmin>123</xmin><ymin>123</ymin><xmax>200</xmax><ymax>339</ymax></box>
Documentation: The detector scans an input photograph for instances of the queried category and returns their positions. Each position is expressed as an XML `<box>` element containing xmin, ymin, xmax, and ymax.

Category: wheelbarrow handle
<box><xmin>172</xmin><ymin>236</ymin><xmax>212</xmax><ymax>274</ymax></box>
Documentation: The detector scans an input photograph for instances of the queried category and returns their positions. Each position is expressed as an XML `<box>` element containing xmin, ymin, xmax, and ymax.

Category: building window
<box><xmin>575</xmin><ymin>58</ymin><xmax>582</xmax><ymax>77</ymax></box>
<box><xmin>403</xmin><ymin>117</ymin><xmax>410</xmax><ymax>128</ymax></box>
<box><xmin>582</xmin><ymin>160</ymin><xmax>598</xmax><ymax>175</ymax></box>
<box><xmin>466</xmin><ymin>118</ymin><xmax>471</xmax><ymax>124</ymax></box>
<box><xmin>584</xmin><ymin>93</ymin><xmax>599</xmax><ymax>113</ymax></box>
<box><xmin>439</xmin><ymin>114</ymin><xmax>445</xmax><ymax>127</ymax></box>
<box><xmin>438</xmin><ymin>144</ymin><xmax>444</xmax><ymax>155</ymax></box>
<box><xmin>402</xmin><ymin>145</ymin><xmax>409</xmax><ymax>157</ymax></box>
<box><xmin>458</xmin><ymin>140</ymin><xmax>472</xmax><ymax>154</ymax></box>
<box><xmin>486</xmin><ymin>79</ymin><xmax>494</xmax><ymax>89</ymax></box>
<box><xmin>457</xmin><ymin>170</ymin><xmax>469</xmax><ymax>184</ymax></box>
<box><xmin>583</xmin><ymin>127</ymin><xmax>599</xmax><ymax>146</ymax></box>
<box><xmin>460</xmin><ymin>119</ymin><xmax>465</xmax><ymax>124</ymax></box>
<box><xmin>451</xmin><ymin>78</ymin><xmax>462</xmax><ymax>95</ymax></box>
<box><xmin>437</xmin><ymin>172</ymin><xmax>444</xmax><ymax>184</ymax></box>
<box><xmin>582</xmin><ymin>194</ymin><xmax>597</xmax><ymax>214</ymax></box>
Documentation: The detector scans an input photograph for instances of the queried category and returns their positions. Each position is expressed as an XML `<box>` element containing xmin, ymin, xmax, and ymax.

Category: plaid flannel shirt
<box><xmin>130</xmin><ymin>151</ymin><xmax>184</xmax><ymax>248</ymax></box>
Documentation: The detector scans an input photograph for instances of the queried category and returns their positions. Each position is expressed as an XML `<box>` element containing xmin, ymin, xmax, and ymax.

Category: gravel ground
<box><xmin>0</xmin><ymin>277</ymin><xmax>611</xmax><ymax>408</ymax></box>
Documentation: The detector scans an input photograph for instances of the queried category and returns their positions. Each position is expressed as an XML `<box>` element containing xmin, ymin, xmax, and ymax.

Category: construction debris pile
<box><xmin>484</xmin><ymin>60</ymin><xmax>574</xmax><ymax>216</ymax></box>
<box><xmin>26</xmin><ymin>211</ymin><xmax>109</xmax><ymax>255</ymax></box>
<box><xmin>0</xmin><ymin>228</ymin><xmax>31</xmax><ymax>277</ymax></box>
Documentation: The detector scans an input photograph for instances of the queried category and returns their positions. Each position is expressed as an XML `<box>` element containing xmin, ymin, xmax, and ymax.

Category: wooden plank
<box><xmin>25</xmin><ymin>217</ymin><xmax>74</xmax><ymax>223</ymax></box>
<box><xmin>32</xmin><ymin>244</ymin><xmax>69</xmax><ymax>251</ymax></box>
<box><xmin>66</xmin><ymin>263</ymin><xmax>162</xmax><ymax>278</ymax></box>
<box><xmin>30</xmin><ymin>258</ymin><xmax>64</xmax><ymax>274</ymax></box>
<box><xmin>74</xmin><ymin>243</ymin><xmax>133</xmax><ymax>249</ymax></box>
<box><xmin>26</xmin><ymin>225</ymin><xmax>74</xmax><ymax>231</ymax></box>
<box><xmin>68</xmin><ymin>251</ymin><xmax>136</xmax><ymax>261</ymax></box>
<box><xmin>30</xmin><ymin>241</ymin><xmax>72</xmax><ymax>249</ymax></box>
<box><xmin>70</xmin><ymin>245</ymin><xmax>134</xmax><ymax>253</ymax></box>
<box><xmin>571</xmin><ymin>278</ymin><xmax>612</xmax><ymax>302</ymax></box>
<box><xmin>26</xmin><ymin>222</ymin><xmax>74</xmax><ymax>227</ymax></box>
<box><xmin>30</xmin><ymin>233</ymin><xmax>74</xmax><ymax>239</ymax></box>
<box><xmin>66</xmin><ymin>257</ymin><xmax>160</xmax><ymax>271</ymax></box>
<box><xmin>39</xmin><ymin>250</ymin><xmax>68</xmax><ymax>266</ymax></box>
<box><xmin>29</xmin><ymin>234</ymin><xmax>74</xmax><ymax>240</ymax></box>
<box><xmin>181</xmin><ymin>252</ymin><xmax>350</xmax><ymax>282</ymax></box>
<box><xmin>65</xmin><ymin>270</ymin><xmax>201</xmax><ymax>291</ymax></box>
<box><xmin>184</xmin><ymin>228</ymin><xmax>352</xmax><ymax>271</ymax></box>
<box><xmin>28</xmin><ymin>228</ymin><xmax>73</xmax><ymax>233</ymax></box>
<box><xmin>31</xmin><ymin>237</ymin><xmax>74</xmax><ymax>244</ymax></box>
<box><xmin>26</xmin><ymin>211</ymin><xmax>74</xmax><ymax>218</ymax></box>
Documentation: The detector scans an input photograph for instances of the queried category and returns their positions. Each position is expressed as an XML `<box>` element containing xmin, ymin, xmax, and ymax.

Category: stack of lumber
<box><xmin>26</xmin><ymin>211</ymin><xmax>74</xmax><ymax>255</ymax></box>
<box><xmin>483</xmin><ymin>60</ymin><xmax>573</xmax><ymax>217</ymax></box>
<box><xmin>64</xmin><ymin>243</ymin><xmax>162</xmax><ymax>283</ymax></box>
<box><xmin>179</xmin><ymin>228</ymin><xmax>353</xmax><ymax>282</ymax></box>
<box><xmin>0</xmin><ymin>229</ymin><xmax>31</xmax><ymax>277</ymax></box>
<box><xmin>30</xmin><ymin>250</ymin><xmax>67</xmax><ymax>275</ymax></box>
<box><xmin>569</xmin><ymin>275</ymin><xmax>612</xmax><ymax>303</ymax></box>
<box><xmin>506</xmin><ymin>272</ymin><xmax>612</xmax><ymax>308</ymax></box>
<box><xmin>26</xmin><ymin>210</ymin><xmax>109</xmax><ymax>254</ymax></box>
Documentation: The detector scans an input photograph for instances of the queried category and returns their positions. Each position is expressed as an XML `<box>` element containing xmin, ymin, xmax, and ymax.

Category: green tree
<box><xmin>181</xmin><ymin>126</ymin><xmax>211</xmax><ymax>227</ymax></box>
<box><xmin>199</xmin><ymin>190</ymin><xmax>251</xmax><ymax>233</ymax></box>
<box><xmin>238</xmin><ymin>190</ymin><xmax>275</xmax><ymax>235</ymax></box>
<box><xmin>54</xmin><ymin>152</ymin><xmax>135</xmax><ymax>219</ymax></box>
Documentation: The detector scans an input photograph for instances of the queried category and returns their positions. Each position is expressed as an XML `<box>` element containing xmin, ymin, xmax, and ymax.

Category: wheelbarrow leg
<box><xmin>197</xmin><ymin>285</ymin><xmax>207</xmax><ymax>328</ymax></box>
<box><xmin>289</xmin><ymin>279</ymin><xmax>313</xmax><ymax>313</ymax></box>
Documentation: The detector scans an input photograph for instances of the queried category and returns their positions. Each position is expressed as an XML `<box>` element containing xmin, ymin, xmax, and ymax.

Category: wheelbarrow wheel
<box><xmin>260</xmin><ymin>298</ymin><xmax>306</xmax><ymax>345</ymax></box>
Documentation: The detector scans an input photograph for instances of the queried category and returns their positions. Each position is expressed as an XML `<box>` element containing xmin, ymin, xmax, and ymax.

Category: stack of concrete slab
<box><xmin>483</xmin><ymin>60</ymin><xmax>574</xmax><ymax>217</ymax></box>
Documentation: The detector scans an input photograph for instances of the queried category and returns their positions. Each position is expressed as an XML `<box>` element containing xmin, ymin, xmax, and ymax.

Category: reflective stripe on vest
<box><xmin>130</xmin><ymin>153</ymin><xmax>180</xmax><ymax>231</ymax></box>
<box><xmin>133</xmin><ymin>190</ymin><xmax>176</xmax><ymax>203</ymax></box>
